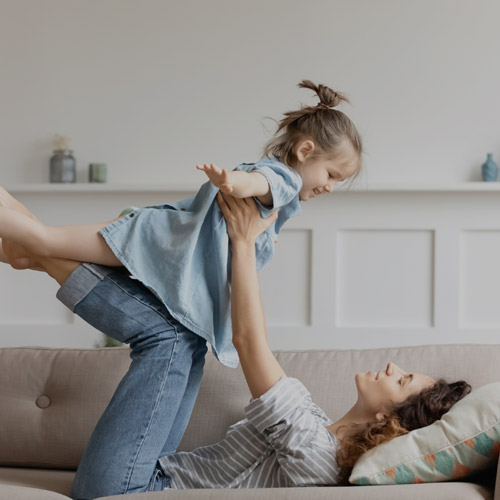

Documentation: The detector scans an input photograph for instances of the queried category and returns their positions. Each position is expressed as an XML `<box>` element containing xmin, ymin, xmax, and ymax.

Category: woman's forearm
<box><xmin>231</xmin><ymin>241</ymin><xmax>265</xmax><ymax>343</ymax></box>
<box><xmin>231</xmin><ymin>240</ymin><xmax>285</xmax><ymax>399</ymax></box>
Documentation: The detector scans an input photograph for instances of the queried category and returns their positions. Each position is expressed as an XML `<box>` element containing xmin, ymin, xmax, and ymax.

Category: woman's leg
<box><xmin>59</xmin><ymin>265</ymin><xmax>207</xmax><ymax>498</ymax></box>
<box><xmin>8</xmin><ymin>250</ymin><xmax>207</xmax><ymax>497</ymax></box>
<box><xmin>1</xmin><ymin>195</ymin><xmax>208</xmax><ymax>497</ymax></box>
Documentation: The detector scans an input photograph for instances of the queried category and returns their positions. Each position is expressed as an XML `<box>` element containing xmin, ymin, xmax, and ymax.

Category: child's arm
<box><xmin>197</xmin><ymin>163</ymin><xmax>273</xmax><ymax>207</ymax></box>
<box><xmin>216</xmin><ymin>192</ymin><xmax>284</xmax><ymax>399</ymax></box>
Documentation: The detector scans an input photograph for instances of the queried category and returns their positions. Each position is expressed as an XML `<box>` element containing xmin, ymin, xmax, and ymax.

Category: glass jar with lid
<box><xmin>50</xmin><ymin>149</ymin><xmax>76</xmax><ymax>182</ymax></box>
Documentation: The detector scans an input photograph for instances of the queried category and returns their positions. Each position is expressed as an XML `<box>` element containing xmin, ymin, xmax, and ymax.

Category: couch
<box><xmin>1</xmin><ymin>343</ymin><xmax>499</xmax><ymax>499</ymax></box>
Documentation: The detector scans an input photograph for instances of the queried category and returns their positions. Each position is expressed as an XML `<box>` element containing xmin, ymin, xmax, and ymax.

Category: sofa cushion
<box><xmin>0</xmin><ymin>347</ymin><xmax>130</xmax><ymax>468</ymax></box>
<box><xmin>94</xmin><ymin>482</ymin><xmax>493</xmax><ymax>499</ymax></box>
<box><xmin>0</xmin><ymin>467</ymin><xmax>73</xmax><ymax>497</ymax></box>
<box><xmin>350</xmin><ymin>382</ymin><xmax>500</xmax><ymax>485</ymax></box>
<box><xmin>0</xmin><ymin>485</ymin><xmax>70</xmax><ymax>500</ymax></box>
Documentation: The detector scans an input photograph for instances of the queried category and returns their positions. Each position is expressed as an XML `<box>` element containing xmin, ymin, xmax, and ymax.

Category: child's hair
<box><xmin>262</xmin><ymin>80</ymin><xmax>363</xmax><ymax>176</ymax></box>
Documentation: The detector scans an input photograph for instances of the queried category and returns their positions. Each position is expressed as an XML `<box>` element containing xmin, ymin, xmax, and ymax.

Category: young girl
<box><xmin>0</xmin><ymin>79</ymin><xmax>363</xmax><ymax>368</ymax></box>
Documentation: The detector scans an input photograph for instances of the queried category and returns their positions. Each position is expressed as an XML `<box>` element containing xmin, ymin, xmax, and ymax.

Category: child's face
<box><xmin>296</xmin><ymin>154</ymin><xmax>358</xmax><ymax>202</ymax></box>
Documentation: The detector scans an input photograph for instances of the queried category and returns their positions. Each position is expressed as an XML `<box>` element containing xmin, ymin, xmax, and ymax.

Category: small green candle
<box><xmin>89</xmin><ymin>163</ymin><xmax>107</xmax><ymax>183</ymax></box>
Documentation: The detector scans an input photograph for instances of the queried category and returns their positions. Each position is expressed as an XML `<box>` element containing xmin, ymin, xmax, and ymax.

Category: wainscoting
<box><xmin>1</xmin><ymin>183</ymin><xmax>499</xmax><ymax>351</ymax></box>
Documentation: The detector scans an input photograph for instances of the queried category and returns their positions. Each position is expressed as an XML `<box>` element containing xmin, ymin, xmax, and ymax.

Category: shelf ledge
<box><xmin>4</xmin><ymin>182</ymin><xmax>500</xmax><ymax>194</ymax></box>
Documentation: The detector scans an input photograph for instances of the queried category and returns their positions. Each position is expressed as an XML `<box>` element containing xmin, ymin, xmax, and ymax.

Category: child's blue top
<box><xmin>99</xmin><ymin>157</ymin><xmax>302</xmax><ymax>367</ymax></box>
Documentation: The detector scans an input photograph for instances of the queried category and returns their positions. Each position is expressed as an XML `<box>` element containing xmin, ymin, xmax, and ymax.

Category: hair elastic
<box><xmin>318</xmin><ymin>102</ymin><xmax>335</xmax><ymax>110</ymax></box>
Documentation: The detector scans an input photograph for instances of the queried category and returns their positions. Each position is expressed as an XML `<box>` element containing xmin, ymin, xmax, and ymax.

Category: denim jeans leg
<box><xmin>57</xmin><ymin>264</ymin><xmax>207</xmax><ymax>499</ymax></box>
<box><xmin>158</xmin><ymin>334</ymin><xmax>207</xmax><ymax>457</ymax></box>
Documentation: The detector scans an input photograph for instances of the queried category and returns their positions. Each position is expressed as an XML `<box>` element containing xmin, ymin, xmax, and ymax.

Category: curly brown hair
<box><xmin>335</xmin><ymin>379</ymin><xmax>472</xmax><ymax>483</ymax></box>
<box><xmin>262</xmin><ymin>80</ymin><xmax>363</xmax><ymax>172</ymax></box>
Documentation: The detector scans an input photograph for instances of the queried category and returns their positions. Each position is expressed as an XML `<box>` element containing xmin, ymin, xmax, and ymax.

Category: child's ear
<box><xmin>295</xmin><ymin>139</ymin><xmax>315</xmax><ymax>163</ymax></box>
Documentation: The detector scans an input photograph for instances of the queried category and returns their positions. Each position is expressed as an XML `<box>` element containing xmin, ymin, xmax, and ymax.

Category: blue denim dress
<box><xmin>99</xmin><ymin>157</ymin><xmax>302</xmax><ymax>367</ymax></box>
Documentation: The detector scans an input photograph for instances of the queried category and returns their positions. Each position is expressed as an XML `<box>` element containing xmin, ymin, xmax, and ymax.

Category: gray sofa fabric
<box><xmin>1</xmin><ymin>344</ymin><xmax>499</xmax><ymax>499</ymax></box>
<box><xmin>0</xmin><ymin>467</ymin><xmax>74</xmax><ymax>497</ymax></box>
<box><xmin>99</xmin><ymin>483</ymin><xmax>494</xmax><ymax>500</ymax></box>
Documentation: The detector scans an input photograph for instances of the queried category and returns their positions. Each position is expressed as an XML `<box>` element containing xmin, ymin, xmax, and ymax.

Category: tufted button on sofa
<box><xmin>35</xmin><ymin>395</ymin><xmax>51</xmax><ymax>409</ymax></box>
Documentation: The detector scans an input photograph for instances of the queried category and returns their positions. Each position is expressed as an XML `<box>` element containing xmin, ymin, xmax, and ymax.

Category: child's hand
<box><xmin>216</xmin><ymin>192</ymin><xmax>278</xmax><ymax>245</ymax></box>
<box><xmin>196</xmin><ymin>163</ymin><xmax>233</xmax><ymax>194</ymax></box>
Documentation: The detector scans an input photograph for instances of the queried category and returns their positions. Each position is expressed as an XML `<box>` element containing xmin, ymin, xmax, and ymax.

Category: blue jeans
<box><xmin>57</xmin><ymin>263</ymin><xmax>207</xmax><ymax>499</ymax></box>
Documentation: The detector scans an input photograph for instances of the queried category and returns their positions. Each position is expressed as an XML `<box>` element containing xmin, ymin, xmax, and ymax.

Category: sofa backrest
<box><xmin>0</xmin><ymin>347</ymin><xmax>130</xmax><ymax>469</ymax></box>
<box><xmin>1</xmin><ymin>344</ymin><xmax>500</xmax><ymax>469</ymax></box>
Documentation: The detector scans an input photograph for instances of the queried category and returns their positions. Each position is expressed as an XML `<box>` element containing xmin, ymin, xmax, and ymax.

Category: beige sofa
<box><xmin>1</xmin><ymin>343</ymin><xmax>499</xmax><ymax>500</ymax></box>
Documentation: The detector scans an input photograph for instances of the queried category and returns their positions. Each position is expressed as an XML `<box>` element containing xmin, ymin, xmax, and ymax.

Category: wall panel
<box><xmin>1</xmin><ymin>185</ymin><xmax>499</xmax><ymax>351</ymax></box>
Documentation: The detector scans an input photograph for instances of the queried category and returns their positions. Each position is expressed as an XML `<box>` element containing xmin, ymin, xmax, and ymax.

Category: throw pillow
<box><xmin>350</xmin><ymin>382</ymin><xmax>500</xmax><ymax>485</ymax></box>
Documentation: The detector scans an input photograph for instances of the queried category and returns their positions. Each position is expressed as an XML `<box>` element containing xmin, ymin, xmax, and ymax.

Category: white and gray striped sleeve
<box><xmin>244</xmin><ymin>376</ymin><xmax>340</xmax><ymax>486</ymax></box>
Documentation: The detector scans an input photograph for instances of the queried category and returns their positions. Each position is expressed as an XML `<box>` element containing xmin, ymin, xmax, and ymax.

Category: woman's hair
<box><xmin>262</xmin><ymin>80</ymin><xmax>363</xmax><ymax>174</ymax></box>
<box><xmin>335</xmin><ymin>378</ymin><xmax>472</xmax><ymax>483</ymax></box>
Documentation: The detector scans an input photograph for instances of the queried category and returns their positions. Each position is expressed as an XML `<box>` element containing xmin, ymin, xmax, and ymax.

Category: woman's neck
<box><xmin>326</xmin><ymin>405</ymin><xmax>372</xmax><ymax>438</ymax></box>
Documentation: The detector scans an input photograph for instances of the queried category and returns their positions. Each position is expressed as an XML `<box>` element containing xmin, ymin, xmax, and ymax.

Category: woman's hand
<box><xmin>216</xmin><ymin>192</ymin><xmax>278</xmax><ymax>245</ymax></box>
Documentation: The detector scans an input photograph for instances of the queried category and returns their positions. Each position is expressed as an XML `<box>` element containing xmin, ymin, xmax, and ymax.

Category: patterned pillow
<box><xmin>349</xmin><ymin>382</ymin><xmax>500</xmax><ymax>485</ymax></box>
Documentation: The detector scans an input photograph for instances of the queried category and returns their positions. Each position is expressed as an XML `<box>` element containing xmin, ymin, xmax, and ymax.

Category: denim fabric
<box><xmin>147</xmin><ymin>463</ymin><xmax>172</xmax><ymax>491</ymax></box>
<box><xmin>56</xmin><ymin>263</ymin><xmax>207</xmax><ymax>500</ymax></box>
<box><xmin>98</xmin><ymin>157</ymin><xmax>302</xmax><ymax>368</ymax></box>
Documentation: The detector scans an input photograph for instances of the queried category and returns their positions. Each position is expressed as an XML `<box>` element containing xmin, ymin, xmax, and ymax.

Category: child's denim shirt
<box><xmin>99</xmin><ymin>157</ymin><xmax>302</xmax><ymax>367</ymax></box>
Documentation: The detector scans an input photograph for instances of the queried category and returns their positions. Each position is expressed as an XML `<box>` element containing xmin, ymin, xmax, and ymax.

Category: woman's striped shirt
<box><xmin>159</xmin><ymin>376</ymin><xmax>341</xmax><ymax>489</ymax></box>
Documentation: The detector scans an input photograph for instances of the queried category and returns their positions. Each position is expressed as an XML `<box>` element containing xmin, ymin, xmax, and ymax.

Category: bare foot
<box><xmin>0</xmin><ymin>240</ymin><xmax>9</xmax><ymax>264</ymax></box>
<box><xmin>0</xmin><ymin>186</ymin><xmax>40</xmax><ymax>223</ymax></box>
<box><xmin>2</xmin><ymin>239</ymin><xmax>42</xmax><ymax>270</ymax></box>
<box><xmin>0</xmin><ymin>186</ymin><xmax>43</xmax><ymax>270</ymax></box>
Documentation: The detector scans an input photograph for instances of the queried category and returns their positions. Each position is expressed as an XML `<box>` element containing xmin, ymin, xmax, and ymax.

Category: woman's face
<box><xmin>355</xmin><ymin>362</ymin><xmax>435</xmax><ymax>417</ymax></box>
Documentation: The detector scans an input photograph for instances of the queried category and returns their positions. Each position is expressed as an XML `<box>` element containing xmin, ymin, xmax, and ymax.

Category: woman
<box><xmin>1</xmin><ymin>191</ymin><xmax>470</xmax><ymax>496</ymax></box>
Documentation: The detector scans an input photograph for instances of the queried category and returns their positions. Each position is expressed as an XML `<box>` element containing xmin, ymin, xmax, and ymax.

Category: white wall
<box><xmin>1</xmin><ymin>0</ymin><xmax>499</xmax><ymax>185</ymax></box>
<box><xmin>2</xmin><ymin>1</ymin><xmax>500</xmax><ymax>350</ymax></box>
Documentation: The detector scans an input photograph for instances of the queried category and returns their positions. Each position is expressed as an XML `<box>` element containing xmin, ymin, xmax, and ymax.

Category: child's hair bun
<box><xmin>261</xmin><ymin>79</ymin><xmax>363</xmax><ymax>170</ymax></box>
<box><xmin>298</xmin><ymin>79</ymin><xmax>350</xmax><ymax>109</ymax></box>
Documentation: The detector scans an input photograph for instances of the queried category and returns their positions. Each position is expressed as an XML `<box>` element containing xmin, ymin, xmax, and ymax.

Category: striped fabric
<box><xmin>159</xmin><ymin>376</ymin><xmax>341</xmax><ymax>489</ymax></box>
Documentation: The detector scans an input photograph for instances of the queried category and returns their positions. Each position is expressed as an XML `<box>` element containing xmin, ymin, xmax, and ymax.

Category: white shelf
<box><xmin>5</xmin><ymin>183</ymin><xmax>200</xmax><ymax>193</ymax></box>
<box><xmin>4</xmin><ymin>182</ymin><xmax>500</xmax><ymax>194</ymax></box>
<box><xmin>340</xmin><ymin>182</ymin><xmax>500</xmax><ymax>192</ymax></box>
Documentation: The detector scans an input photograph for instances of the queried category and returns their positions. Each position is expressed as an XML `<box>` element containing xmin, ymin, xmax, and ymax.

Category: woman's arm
<box><xmin>216</xmin><ymin>192</ymin><xmax>285</xmax><ymax>399</ymax></box>
<box><xmin>198</xmin><ymin>163</ymin><xmax>273</xmax><ymax>206</ymax></box>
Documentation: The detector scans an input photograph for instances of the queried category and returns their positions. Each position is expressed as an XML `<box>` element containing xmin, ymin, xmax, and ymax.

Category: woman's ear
<box><xmin>295</xmin><ymin>139</ymin><xmax>315</xmax><ymax>163</ymax></box>
<box><xmin>375</xmin><ymin>411</ymin><xmax>387</xmax><ymax>422</ymax></box>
